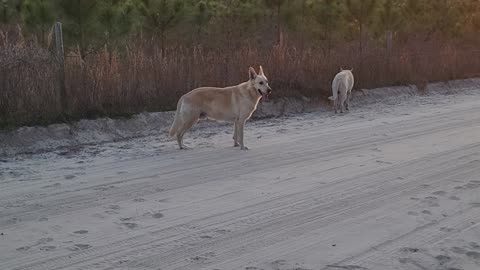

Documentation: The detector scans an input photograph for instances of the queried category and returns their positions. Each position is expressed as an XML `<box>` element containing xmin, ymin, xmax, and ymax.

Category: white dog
<box><xmin>329</xmin><ymin>69</ymin><xmax>354</xmax><ymax>113</ymax></box>
<box><xmin>169</xmin><ymin>66</ymin><xmax>272</xmax><ymax>150</ymax></box>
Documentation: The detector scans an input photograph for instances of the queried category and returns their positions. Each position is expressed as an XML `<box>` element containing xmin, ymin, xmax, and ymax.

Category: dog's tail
<box><xmin>329</xmin><ymin>77</ymin><xmax>341</xmax><ymax>101</ymax></box>
<box><xmin>169</xmin><ymin>97</ymin><xmax>184</xmax><ymax>137</ymax></box>
<box><xmin>328</xmin><ymin>87</ymin><xmax>338</xmax><ymax>101</ymax></box>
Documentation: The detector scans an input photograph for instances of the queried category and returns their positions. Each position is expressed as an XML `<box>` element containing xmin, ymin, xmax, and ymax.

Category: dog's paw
<box><xmin>234</xmin><ymin>142</ymin><xmax>240</xmax><ymax>147</ymax></box>
<box><xmin>240</xmin><ymin>146</ymin><xmax>249</xmax><ymax>150</ymax></box>
<box><xmin>180</xmin><ymin>145</ymin><xmax>192</xmax><ymax>150</ymax></box>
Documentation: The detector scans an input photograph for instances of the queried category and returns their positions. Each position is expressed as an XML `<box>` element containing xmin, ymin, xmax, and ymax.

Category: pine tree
<box><xmin>57</xmin><ymin>0</ymin><xmax>101</xmax><ymax>58</ymax></box>
<box><xmin>374</xmin><ymin>0</ymin><xmax>404</xmax><ymax>53</ymax></box>
<box><xmin>0</xmin><ymin>0</ymin><xmax>17</xmax><ymax>24</ymax></box>
<box><xmin>345</xmin><ymin>0</ymin><xmax>378</xmax><ymax>47</ymax></box>
<box><xmin>264</xmin><ymin>0</ymin><xmax>287</xmax><ymax>44</ymax></box>
<box><xmin>21</xmin><ymin>0</ymin><xmax>55</xmax><ymax>46</ymax></box>
<box><xmin>428</xmin><ymin>0</ymin><xmax>461</xmax><ymax>38</ymax></box>
<box><xmin>401</xmin><ymin>0</ymin><xmax>428</xmax><ymax>34</ymax></box>
<box><xmin>191</xmin><ymin>0</ymin><xmax>215</xmax><ymax>42</ymax></box>
<box><xmin>314</xmin><ymin>0</ymin><xmax>343</xmax><ymax>55</ymax></box>
<box><xmin>377</xmin><ymin>0</ymin><xmax>403</xmax><ymax>33</ymax></box>
<box><xmin>97</xmin><ymin>0</ymin><xmax>135</xmax><ymax>50</ymax></box>
<box><xmin>138</xmin><ymin>0</ymin><xmax>185</xmax><ymax>57</ymax></box>
<box><xmin>213</xmin><ymin>0</ymin><xmax>260</xmax><ymax>49</ymax></box>
<box><xmin>458</xmin><ymin>0</ymin><xmax>480</xmax><ymax>34</ymax></box>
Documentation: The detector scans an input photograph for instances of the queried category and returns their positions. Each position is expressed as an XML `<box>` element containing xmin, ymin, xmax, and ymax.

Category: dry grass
<box><xmin>0</xmin><ymin>44</ymin><xmax>60</xmax><ymax>127</ymax></box>
<box><xmin>1</xmin><ymin>32</ymin><xmax>480</xmax><ymax>128</ymax></box>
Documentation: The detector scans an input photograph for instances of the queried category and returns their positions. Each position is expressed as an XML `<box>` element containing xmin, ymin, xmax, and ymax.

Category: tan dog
<box><xmin>169</xmin><ymin>66</ymin><xmax>272</xmax><ymax>150</ymax></box>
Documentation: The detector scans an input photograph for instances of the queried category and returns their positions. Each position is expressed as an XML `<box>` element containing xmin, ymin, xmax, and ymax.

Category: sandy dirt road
<box><xmin>1</xmin><ymin>90</ymin><xmax>480</xmax><ymax>270</ymax></box>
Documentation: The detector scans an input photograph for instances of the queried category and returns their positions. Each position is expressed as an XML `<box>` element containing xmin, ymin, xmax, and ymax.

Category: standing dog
<box><xmin>169</xmin><ymin>66</ymin><xmax>272</xmax><ymax>150</ymax></box>
<box><xmin>329</xmin><ymin>69</ymin><xmax>354</xmax><ymax>113</ymax></box>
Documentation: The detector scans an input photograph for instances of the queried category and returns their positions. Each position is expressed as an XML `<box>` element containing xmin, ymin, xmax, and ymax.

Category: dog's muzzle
<box><xmin>258</xmin><ymin>89</ymin><xmax>271</xmax><ymax>102</ymax></box>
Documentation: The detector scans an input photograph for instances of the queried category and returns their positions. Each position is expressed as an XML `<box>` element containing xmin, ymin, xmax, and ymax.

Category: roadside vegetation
<box><xmin>1</xmin><ymin>0</ymin><xmax>479</xmax><ymax>128</ymax></box>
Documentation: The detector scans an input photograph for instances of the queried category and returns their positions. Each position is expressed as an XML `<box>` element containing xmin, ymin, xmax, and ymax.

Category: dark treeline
<box><xmin>1</xmin><ymin>0</ymin><xmax>479</xmax><ymax>54</ymax></box>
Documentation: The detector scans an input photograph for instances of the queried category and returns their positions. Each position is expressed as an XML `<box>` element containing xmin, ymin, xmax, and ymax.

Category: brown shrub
<box><xmin>1</xmin><ymin>35</ymin><xmax>480</xmax><ymax>128</ymax></box>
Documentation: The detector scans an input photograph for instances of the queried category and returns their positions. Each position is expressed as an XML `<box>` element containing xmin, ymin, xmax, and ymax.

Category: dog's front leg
<box><xmin>236</xmin><ymin>120</ymin><xmax>248</xmax><ymax>150</ymax></box>
<box><xmin>233</xmin><ymin>122</ymin><xmax>240</xmax><ymax>147</ymax></box>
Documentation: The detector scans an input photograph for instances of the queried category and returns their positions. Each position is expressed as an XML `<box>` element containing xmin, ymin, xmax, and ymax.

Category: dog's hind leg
<box><xmin>340</xmin><ymin>99</ymin><xmax>345</xmax><ymax>113</ymax></box>
<box><xmin>233</xmin><ymin>122</ymin><xmax>240</xmax><ymax>147</ymax></box>
<box><xmin>177</xmin><ymin>115</ymin><xmax>199</xmax><ymax>150</ymax></box>
<box><xmin>176</xmin><ymin>126</ymin><xmax>189</xmax><ymax>150</ymax></box>
<box><xmin>339</xmin><ymin>92</ymin><xmax>347</xmax><ymax>113</ymax></box>
<box><xmin>346</xmin><ymin>91</ymin><xmax>352</xmax><ymax>111</ymax></box>
<box><xmin>176</xmin><ymin>134</ymin><xmax>188</xmax><ymax>150</ymax></box>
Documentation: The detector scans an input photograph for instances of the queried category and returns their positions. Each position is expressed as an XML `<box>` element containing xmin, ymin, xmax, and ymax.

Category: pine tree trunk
<box><xmin>161</xmin><ymin>30</ymin><xmax>165</xmax><ymax>58</ymax></box>
<box><xmin>276</xmin><ymin>3</ymin><xmax>281</xmax><ymax>45</ymax></box>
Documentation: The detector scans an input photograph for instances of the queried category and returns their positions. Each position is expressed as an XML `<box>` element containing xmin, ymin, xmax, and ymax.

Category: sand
<box><xmin>1</xmin><ymin>79</ymin><xmax>480</xmax><ymax>270</ymax></box>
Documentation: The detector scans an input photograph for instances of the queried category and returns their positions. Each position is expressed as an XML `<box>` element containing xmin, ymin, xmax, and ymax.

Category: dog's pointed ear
<box><xmin>259</xmin><ymin>65</ymin><xmax>264</xmax><ymax>76</ymax></box>
<box><xmin>340</xmin><ymin>67</ymin><xmax>344</xmax><ymax>71</ymax></box>
<box><xmin>350</xmin><ymin>68</ymin><xmax>354</xmax><ymax>72</ymax></box>
<box><xmin>249</xmin><ymin>67</ymin><xmax>257</xmax><ymax>80</ymax></box>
